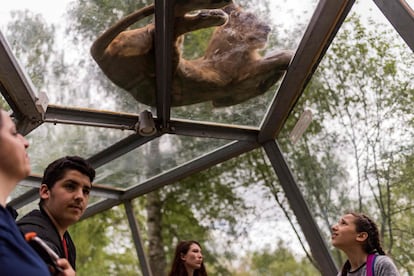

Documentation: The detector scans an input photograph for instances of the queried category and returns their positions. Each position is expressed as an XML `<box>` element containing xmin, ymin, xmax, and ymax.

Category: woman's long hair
<box><xmin>340</xmin><ymin>213</ymin><xmax>386</xmax><ymax>276</ymax></box>
<box><xmin>168</xmin><ymin>240</ymin><xmax>207</xmax><ymax>276</ymax></box>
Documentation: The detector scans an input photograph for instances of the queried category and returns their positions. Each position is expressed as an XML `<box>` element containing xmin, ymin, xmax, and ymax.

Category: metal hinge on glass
<box><xmin>35</xmin><ymin>91</ymin><xmax>49</xmax><ymax>114</ymax></box>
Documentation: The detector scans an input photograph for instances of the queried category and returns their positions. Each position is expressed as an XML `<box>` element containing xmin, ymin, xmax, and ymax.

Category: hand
<box><xmin>55</xmin><ymin>258</ymin><xmax>76</xmax><ymax>276</ymax></box>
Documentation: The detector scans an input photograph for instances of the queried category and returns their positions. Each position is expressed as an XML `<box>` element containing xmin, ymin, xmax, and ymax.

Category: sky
<box><xmin>0</xmin><ymin>0</ymin><xmax>69</xmax><ymax>27</ymax></box>
<box><xmin>2</xmin><ymin>0</ymin><xmax>414</xmax><ymax>29</ymax></box>
<box><xmin>2</xmin><ymin>0</ymin><xmax>414</xmax><ymax>35</ymax></box>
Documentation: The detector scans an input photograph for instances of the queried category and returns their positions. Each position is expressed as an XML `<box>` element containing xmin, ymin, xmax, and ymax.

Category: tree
<box><xmin>6</xmin><ymin>2</ymin><xmax>414</xmax><ymax>275</ymax></box>
<box><xmin>71</xmin><ymin>206</ymin><xmax>142</xmax><ymax>276</ymax></box>
<box><xmin>277</xmin><ymin>13</ymin><xmax>414</xmax><ymax>273</ymax></box>
<box><xmin>233</xmin><ymin>240</ymin><xmax>318</xmax><ymax>276</ymax></box>
<box><xmin>66</xmin><ymin>1</ymin><xmax>256</xmax><ymax>275</ymax></box>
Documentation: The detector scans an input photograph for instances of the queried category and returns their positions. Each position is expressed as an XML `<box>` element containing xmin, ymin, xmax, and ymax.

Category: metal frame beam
<box><xmin>124</xmin><ymin>200</ymin><xmax>153</xmax><ymax>276</ymax></box>
<box><xmin>9</xmin><ymin>175</ymin><xmax>125</xmax><ymax>209</ymax></box>
<box><xmin>259</xmin><ymin>0</ymin><xmax>356</xmax><ymax>142</ymax></box>
<box><xmin>373</xmin><ymin>0</ymin><xmax>414</xmax><ymax>52</ymax></box>
<box><xmin>154</xmin><ymin>0</ymin><xmax>175</xmax><ymax>129</ymax></box>
<box><xmin>0</xmin><ymin>32</ymin><xmax>43</xmax><ymax>134</ymax></box>
<box><xmin>82</xmin><ymin>140</ymin><xmax>259</xmax><ymax>219</ymax></box>
<box><xmin>45</xmin><ymin>105</ymin><xmax>139</xmax><ymax>130</ymax></box>
<box><xmin>87</xmin><ymin>134</ymin><xmax>159</xmax><ymax>168</ymax></box>
<box><xmin>3</xmin><ymin>0</ymin><xmax>412</xmax><ymax>274</ymax></box>
<box><xmin>263</xmin><ymin>140</ymin><xmax>337</xmax><ymax>275</ymax></box>
<box><xmin>45</xmin><ymin>104</ymin><xmax>260</xmax><ymax>141</ymax></box>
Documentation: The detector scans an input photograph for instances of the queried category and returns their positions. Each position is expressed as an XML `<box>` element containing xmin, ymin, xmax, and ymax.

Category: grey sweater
<box><xmin>337</xmin><ymin>255</ymin><xmax>400</xmax><ymax>276</ymax></box>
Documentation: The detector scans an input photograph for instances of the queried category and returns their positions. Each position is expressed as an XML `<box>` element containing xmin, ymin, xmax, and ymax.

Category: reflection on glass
<box><xmin>1</xmin><ymin>0</ymin><xmax>318</xmax><ymax>127</ymax></box>
<box><xmin>95</xmin><ymin>134</ymin><xmax>231</xmax><ymax>188</ymax></box>
<box><xmin>70</xmin><ymin>205</ymin><xmax>141</xmax><ymax>274</ymax></box>
<box><xmin>172</xmin><ymin>0</ymin><xmax>318</xmax><ymax>127</ymax></box>
<box><xmin>79</xmin><ymin>149</ymin><xmax>319</xmax><ymax>275</ymax></box>
<box><xmin>14</xmin><ymin>194</ymin><xmax>104</xmax><ymax>219</ymax></box>
<box><xmin>8</xmin><ymin>185</ymin><xmax>33</xmax><ymax>202</ymax></box>
<box><xmin>15</xmin><ymin>200</ymin><xmax>39</xmax><ymax>220</ymax></box>
<box><xmin>26</xmin><ymin>123</ymin><xmax>132</xmax><ymax>175</ymax></box>
<box><xmin>0</xmin><ymin>94</ymin><xmax>9</xmax><ymax>111</ymax></box>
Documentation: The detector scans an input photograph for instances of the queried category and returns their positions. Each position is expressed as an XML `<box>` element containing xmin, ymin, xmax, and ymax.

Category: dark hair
<box><xmin>40</xmin><ymin>156</ymin><xmax>95</xmax><ymax>202</ymax></box>
<box><xmin>168</xmin><ymin>240</ymin><xmax>207</xmax><ymax>276</ymax></box>
<box><xmin>340</xmin><ymin>212</ymin><xmax>386</xmax><ymax>275</ymax></box>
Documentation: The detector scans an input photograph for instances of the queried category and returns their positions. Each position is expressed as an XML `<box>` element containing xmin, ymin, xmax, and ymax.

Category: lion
<box><xmin>91</xmin><ymin>1</ymin><xmax>294</xmax><ymax>107</ymax></box>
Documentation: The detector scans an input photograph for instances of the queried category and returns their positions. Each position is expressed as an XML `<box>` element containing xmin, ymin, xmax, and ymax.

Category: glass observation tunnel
<box><xmin>1</xmin><ymin>0</ymin><xmax>413</xmax><ymax>275</ymax></box>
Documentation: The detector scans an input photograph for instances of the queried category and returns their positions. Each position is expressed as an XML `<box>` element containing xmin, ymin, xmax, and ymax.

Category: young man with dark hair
<box><xmin>18</xmin><ymin>155</ymin><xmax>95</xmax><ymax>271</ymax></box>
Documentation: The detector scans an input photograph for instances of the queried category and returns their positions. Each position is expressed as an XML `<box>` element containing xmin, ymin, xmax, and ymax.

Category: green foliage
<box><xmin>67</xmin><ymin>0</ymin><xmax>150</xmax><ymax>44</ymax></box>
<box><xmin>0</xmin><ymin>96</ymin><xmax>7</xmax><ymax>110</ymax></box>
<box><xmin>70</xmin><ymin>207</ymin><xmax>141</xmax><ymax>276</ymax></box>
<box><xmin>380</xmin><ymin>153</ymin><xmax>414</xmax><ymax>274</ymax></box>
<box><xmin>5</xmin><ymin>1</ymin><xmax>414</xmax><ymax>275</ymax></box>
<box><xmin>160</xmin><ymin>153</ymin><xmax>256</xmax><ymax>275</ymax></box>
<box><xmin>181</xmin><ymin>28</ymin><xmax>214</xmax><ymax>60</ymax></box>
<box><xmin>278</xmin><ymin>12</ymin><xmax>414</xmax><ymax>273</ymax></box>
<box><xmin>233</xmin><ymin>241</ymin><xmax>318</xmax><ymax>276</ymax></box>
<box><xmin>5</xmin><ymin>10</ymin><xmax>56</xmax><ymax>90</ymax></box>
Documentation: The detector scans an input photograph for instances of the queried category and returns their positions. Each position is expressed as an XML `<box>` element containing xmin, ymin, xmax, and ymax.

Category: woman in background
<box><xmin>168</xmin><ymin>240</ymin><xmax>207</xmax><ymax>276</ymax></box>
<box><xmin>0</xmin><ymin>108</ymin><xmax>75</xmax><ymax>275</ymax></box>
<box><xmin>331</xmin><ymin>212</ymin><xmax>399</xmax><ymax>275</ymax></box>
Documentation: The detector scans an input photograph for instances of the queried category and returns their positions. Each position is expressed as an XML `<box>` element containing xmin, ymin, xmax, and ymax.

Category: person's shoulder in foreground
<box><xmin>0</xmin><ymin>109</ymin><xmax>49</xmax><ymax>275</ymax></box>
<box><xmin>0</xmin><ymin>205</ymin><xmax>50</xmax><ymax>275</ymax></box>
<box><xmin>0</xmin><ymin>108</ymin><xmax>76</xmax><ymax>275</ymax></box>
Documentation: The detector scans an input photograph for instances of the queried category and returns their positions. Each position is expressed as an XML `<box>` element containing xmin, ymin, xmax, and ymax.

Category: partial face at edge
<box><xmin>0</xmin><ymin>110</ymin><xmax>30</xmax><ymax>181</ymax></box>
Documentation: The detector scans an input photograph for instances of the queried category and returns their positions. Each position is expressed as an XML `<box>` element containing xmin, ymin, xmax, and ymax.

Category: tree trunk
<box><xmin>146</xmin><ymin>190</ymin><xmax>166</xmax><ymax>275</ymax></box>
<box><xmin>145</xmin><ymin>139</ymin><xmax>166</xmax><ymax>275</ymax></box>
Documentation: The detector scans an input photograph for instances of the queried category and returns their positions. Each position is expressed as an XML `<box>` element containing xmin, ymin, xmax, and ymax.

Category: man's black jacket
<box><xmin>17</xmin><ymin>207</ymin><xmax>76</xmax><ymax>270</ymax></box>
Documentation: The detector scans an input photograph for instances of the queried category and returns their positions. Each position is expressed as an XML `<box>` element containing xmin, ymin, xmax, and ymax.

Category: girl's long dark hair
<box><xmin>340</xmin><ymin>213</ymin><xmax>386</xmax><ymax>276</ymax></box>
<box><xmin>168</xmin><ymin>240</ymin><xmax>207</xmax><ymax>276</ymax></box>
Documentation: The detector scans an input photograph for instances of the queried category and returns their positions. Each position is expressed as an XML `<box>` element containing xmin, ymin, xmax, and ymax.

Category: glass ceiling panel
<box><xmin>0</xmin><ymin>93</ymin><xmax>9</xmax><ymax>110</ymax></box>
<box><xmin>2</xmin><ymin>0</ymin><xmax>412</xmax><ymax>274</ymax></box>
<box><xmin>70</xmin><ymin>205</ymin><xmax>142</xmax><ymax>274</ymax></box>
<box><xmin>279</xmin><ymin>0</ymin><xmax>414</xmax><ymax>273</ymax></box>
<box><xmin>13</xmin><ymin>200</ymin><xmax>38</xmax><ymax>219</ymax></box>
<box><xmin>76</xmin><ymin>149</ymin><xmax>319</xmax><ymax>275</ymax></box>
<box><xmin>0</xmin><ymin>0</ymin><xmax>154</xmax><ymax>114</ymax></box>
<box><xmin>171</xmin><ymin>0</ymin><xmax>318</xmax><ymax>127</ymax></box>
<box><xmin>8</xmin><ymin>185</ymin><xmax>33</xmax><ymax>202</ymax></box>
<box><xmin>95</xmin><ymin>134</ymin><xmax>232</xmax><ymax>188</ymax></box>
<box><xmin>0</xmin><ymin>0</ymin><xmax>317</xmax><ymax>128</ymax></box>
<box><xmin>13</xmin><ymin>193</ymin><xmax>106</xmax><ymax>218</ymax></box>
<box><xmin>25</xmin><ymin>123</ymin><xmax>133</xmax><ymax>175</ymax></box>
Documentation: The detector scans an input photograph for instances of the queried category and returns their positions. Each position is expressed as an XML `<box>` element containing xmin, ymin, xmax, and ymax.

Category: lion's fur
<box><xmin>91</xmin><ymin>0</ymin><xmax>294</xmax><ymax>107</ymax></box>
